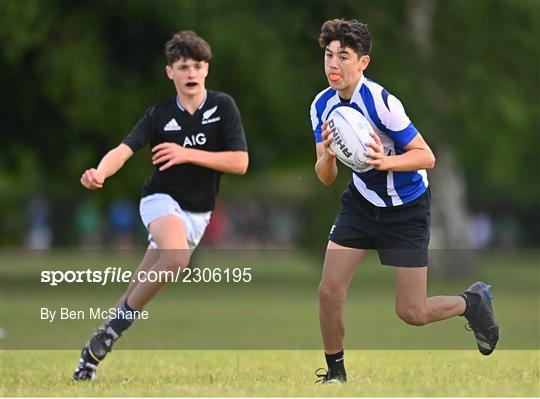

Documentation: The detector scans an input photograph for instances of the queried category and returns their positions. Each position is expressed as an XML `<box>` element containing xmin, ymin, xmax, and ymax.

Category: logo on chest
<box><xmin>163</xmin><ymin>118</ymin><xmax>181</xmax><ymax>132</ymax></box>
<box><xmin>202</xmin><ymin>105</ymin><xmax>220</xmax><ymax>125</ymax></box>
<box><xmin>183</xmin><ymin>133</ymin><xmax>207</xmax><ymax>147</ymax></box>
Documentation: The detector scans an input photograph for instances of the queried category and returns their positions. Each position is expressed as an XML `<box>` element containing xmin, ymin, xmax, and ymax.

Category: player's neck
<box><xmin>338</xmin><ymin>74</ymin><xmax>363</xmax><ymax>101</ymax></box>
<box><xmin>177</xmin><ymin>89</ymin><xmax>207</xmax><ymax>115</ymax></box>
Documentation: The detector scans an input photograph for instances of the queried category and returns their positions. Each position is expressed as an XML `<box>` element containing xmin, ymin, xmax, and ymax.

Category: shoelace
<box><xmin>315</xmin><ymin>368</ymin><xmax>329</xmax><ymax>383</ymax></box>
<box><xmin>465</xmin><ymin>321</ymin><xmax>494</xmax><ymax>335</ymax></box>
<box><xmin>78</xmin><ymin>361</ymin><xmax>97</xmax><ymax>371</ymax></box>
<box><xmin>73</xmin><ymin>361</ymin><xmax>97</xmax><ymax>379</ymax></box>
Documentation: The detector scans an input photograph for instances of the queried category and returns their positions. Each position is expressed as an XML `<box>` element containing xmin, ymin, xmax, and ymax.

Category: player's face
<box><xmin>324</xmin><ymin>40</ymin><xmax>370</xmax><ymax>98</ymax></box>
<box><xmin>166</xmin><ymin>58</ymin><xmax>209</xmax><ymax>97</ymax></box>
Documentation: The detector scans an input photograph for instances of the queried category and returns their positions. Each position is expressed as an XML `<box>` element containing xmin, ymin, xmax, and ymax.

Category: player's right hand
<box><xmin>81</xmin><ymin>168</ymin><xmax>104</xmax><ymax>190</ymax></box>
<box><xmin>321</xmin><ymin>120</ymin><xmax>336</xmax><ymax>158</ymax></box>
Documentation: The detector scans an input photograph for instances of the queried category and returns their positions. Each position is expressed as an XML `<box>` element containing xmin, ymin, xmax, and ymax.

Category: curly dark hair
<box><xmin>164</xmin><ymin>31</ymin><xmax>212</xmax><ymax>65</ymax></box>
<box><xmin>319</xmin><ymin>19</ymin><xmax>372</xmax><ymax>56</ymax></box>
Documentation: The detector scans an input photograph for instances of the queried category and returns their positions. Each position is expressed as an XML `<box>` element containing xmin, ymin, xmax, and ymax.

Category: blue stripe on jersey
<box><xmin>360</xmin><ymin>83</ymin><xmax>386</xmax><ymax>130</ymax></box>
<box><xmin>360</xmin><ymin>84</ymin><xmax>418</xmax><ymax>149</ymax></box>
<box><xmin>353</xmin><ymin>169</ymin><xmax>393</xmax><ymax>207</ymax></box>
<box><xmin>381</xmin><ymin>89</ymin><xmax>390</xmax><ymax>111</ymax></box>
<box><xmin>391</xmin><ymin>122</ymin><xmax>420</xmax><ymax>148</ymax></box>
<box><xmin>314</xmin><ymin>89</ymin><xmax>337</xmax><ymax>143</ymax></box>
<box><xmin>393</xmin><ymin>147</ymin><xmax>428</xmax><ymax>202</ymax></box>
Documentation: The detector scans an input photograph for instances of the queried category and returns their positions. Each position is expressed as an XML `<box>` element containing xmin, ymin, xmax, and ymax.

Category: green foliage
<box><xmin>432</xmin><ymin>0</ymin><xmax>540</xmax><ymax>207</ymax></box>
<box><xmin>1</xmin><ymin>0</ymin><xmax>538</xmax><ymax>244</ymax></box>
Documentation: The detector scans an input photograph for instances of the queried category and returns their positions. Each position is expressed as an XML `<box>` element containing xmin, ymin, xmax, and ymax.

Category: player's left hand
<box><xmin>152</xmin><ymin>142</ymin><xmax>192</xmax><ymax>171</ymax></box>
<box><xmin>365</xmin><ymin>132</ymin><xmax>389</xmax><ymax>170</ymax></box>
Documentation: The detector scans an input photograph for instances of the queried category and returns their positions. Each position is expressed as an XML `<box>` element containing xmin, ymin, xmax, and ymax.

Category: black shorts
<box><xmin>328</xmin><ymin>184</ymin><xmax>431</xmax><ymax>267</ymax></box>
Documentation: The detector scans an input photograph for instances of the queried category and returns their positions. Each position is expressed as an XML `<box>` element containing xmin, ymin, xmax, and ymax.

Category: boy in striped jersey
<box><xmin>311</xmin><ymin>19</ymin><xmax>499</xmax><ymax>384</ymax></box>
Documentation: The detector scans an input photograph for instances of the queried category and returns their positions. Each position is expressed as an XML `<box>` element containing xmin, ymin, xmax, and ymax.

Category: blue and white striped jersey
<box><xmin>310</xmin><ymin>76</ymin><xmax>428</xmax><ymax>207</ymax></box>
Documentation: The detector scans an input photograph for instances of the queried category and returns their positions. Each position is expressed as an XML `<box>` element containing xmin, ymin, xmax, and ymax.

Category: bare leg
<box><xmin>113</xmin><ymin>247</ymin><xmax>159</xmax><ymax>309</ymax></box>
<box><xmin>126</xmin><ymin>215</ymin><xmax>190</xmax><ymax>310</ymax></box>
<box><xmin>395</xmin><ymin>266</ymin><xmax>466</xmax><ymax>326</ymax></box>
<box><xmin>73</xmin><ymin>215</ymin><xmax>191</xmax><ymax>380</ymax></box>
<box><xmin>318</xmin><ymin>241</ymin><xmax>366</xmax><ymax>353</ymax></box>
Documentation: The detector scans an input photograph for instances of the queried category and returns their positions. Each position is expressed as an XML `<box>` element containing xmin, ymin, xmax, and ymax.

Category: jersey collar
<box><xmin>349</xmin><ymin>75</ymin><xmax>366</xmax><ymax>104</ymax></box>
<box><xmin>176</xmin><ymin>90</ymin><xmax>208</xmax><ymax>112</ymax></box>
<box><xmin>333</xmin><ymin>75</ymin><xmax>366</xmax><ymax>102</ymax></box>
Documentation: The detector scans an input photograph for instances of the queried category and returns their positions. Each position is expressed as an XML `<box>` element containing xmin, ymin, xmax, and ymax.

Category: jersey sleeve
<box><xmin>310</xmin><ymin>97</ymin><xmax>323</xmax><ymax>143</ymax></box>
<box><xmin>221</xmin><ymin>96</ymin><xmax>248</xmax><ymax>151</ymax></box>
<box><xmin>122</xmin><ymin>106</ymin><xmax>154</xmax><ymax>152</ymax></box>
<box><xmin>375</xmin><ymin>88</ymin><xmax>419</xmax><ymax>148</ymax></box>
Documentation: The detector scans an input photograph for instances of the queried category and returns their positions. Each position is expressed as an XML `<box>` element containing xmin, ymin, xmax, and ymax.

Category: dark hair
<box><xmin>164</xmin><ymin>31</ymin><xmax>212</xmax><ymax>65</ymax></box>
<box><xmin>319</xmin><ymin>19</ymin><xmax>372</xmax><ymax>56</ymax></box>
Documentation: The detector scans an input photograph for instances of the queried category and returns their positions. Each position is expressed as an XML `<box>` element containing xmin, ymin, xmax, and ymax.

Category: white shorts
<box><xmin>139</xmin><ymin>193</ymin><xmax>211</xmax><ymax>250</ymax></box>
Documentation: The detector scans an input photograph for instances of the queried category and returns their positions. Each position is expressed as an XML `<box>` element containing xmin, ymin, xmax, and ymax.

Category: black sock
<box><xmin>325</xmin><ymin>350</ymin><xmax>346</xmax><ymax>377</ymax></box>
<box><xmin>460</xmin><ymin>292</ymin><xmax>479</xmax><ymax>319</ymax></box>
<box><xmin>107</xmin><ymin>300</ymin><xmax>137</xmax><ymax>336</ymax></box>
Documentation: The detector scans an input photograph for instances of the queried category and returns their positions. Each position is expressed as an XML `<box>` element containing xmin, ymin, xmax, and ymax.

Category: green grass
<box><xmin>1</xmin><ymin>250</ymin><xmax>539</xmax><ymax>350</ymax></box>
<box><xmin>1</xmin><ymin>350</ymin><xmax>538</xmax><ymax>397</ymax></box>
<box><xmin>1</xmin><ymin>250</ymin><xmax>539</xmax><ymax>396</ymax></box>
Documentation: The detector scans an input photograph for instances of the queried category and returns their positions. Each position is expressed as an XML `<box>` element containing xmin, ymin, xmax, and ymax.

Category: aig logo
<box><xmin>183</xmin><ymin>133</ymin><xmax>207</xmax><ymax>147</ymax></box>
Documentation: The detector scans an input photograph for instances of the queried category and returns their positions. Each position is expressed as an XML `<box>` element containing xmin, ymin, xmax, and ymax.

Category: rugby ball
<box><xmin>328</xmin><ymin>107</ymin><xmax>375</xmax><ymax>172</ymax></box>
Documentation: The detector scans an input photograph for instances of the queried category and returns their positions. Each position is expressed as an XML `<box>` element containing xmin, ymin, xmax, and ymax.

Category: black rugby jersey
<box><xmin>122</xmin><ymin>90</ymin><xmax>247</xmax><ymax>212</ymax></box>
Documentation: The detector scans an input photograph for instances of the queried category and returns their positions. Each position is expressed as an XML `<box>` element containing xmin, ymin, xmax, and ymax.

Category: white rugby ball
<box><xmin>328</xmin><ymin>106</ymin><xmax>375</xmax><ymax>172</ymax></box>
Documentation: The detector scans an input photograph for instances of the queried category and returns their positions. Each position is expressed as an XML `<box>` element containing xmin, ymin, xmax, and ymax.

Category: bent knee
<box><xmin>396</xmin><ymin>306</ymin><xmax>429</xmax><ymax>326</ymax></box>
<box><xmin>318</xmin><ymin>282</ymin><xmax>347</xmax><ymax>307</ymax></box>
<box><xmin>158</xmin><ymin>252</ymin><xmax>190</xmax><ymax>272</ymax></box>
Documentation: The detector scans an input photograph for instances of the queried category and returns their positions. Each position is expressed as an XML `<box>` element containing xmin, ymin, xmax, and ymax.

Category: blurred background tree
<box><xmin>1</xmin><ymin>0</ymin><xmax>538</xmax><ymax>257</ymax></box>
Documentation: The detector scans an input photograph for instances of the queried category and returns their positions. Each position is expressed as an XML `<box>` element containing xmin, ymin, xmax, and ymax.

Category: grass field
<box><xmin>2</xmin><ymin>250</ymin><xmax>538</xmax><ymax>351</ymax></box>
<box><xmin>1</xmin><ymin>350</ymin><xmax>539</xmax><ymax>397</ymax></box>
<box><xmin>1</xmin><ymin>249</ymin><xmax>539</xmax><ymax>396</ymax></box>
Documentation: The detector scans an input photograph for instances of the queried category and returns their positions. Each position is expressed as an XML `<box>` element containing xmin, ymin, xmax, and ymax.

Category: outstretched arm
<box><xmin>315</xmin><ymin>121</ymin><xmax>338</xmax><ymax>186</ymax></box>
<box><xmin>80</xmin><ymin>144</ymin><xmax>134</xmax><ymax>189</ymax></box>
<box><xmin>151</xmin><ymin>143</ymin><xmax>248</xmax><ymax>175</ymax></box>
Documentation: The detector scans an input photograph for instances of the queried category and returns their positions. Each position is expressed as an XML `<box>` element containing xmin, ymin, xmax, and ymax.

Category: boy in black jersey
<box><xmin>73</xmin><ymin>31</ymin><xmax>248</xmax><ymax>381</ymax></box>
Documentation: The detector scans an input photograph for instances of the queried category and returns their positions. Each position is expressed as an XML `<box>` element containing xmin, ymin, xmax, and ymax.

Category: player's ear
<box><xmin>165</xmin><ymin>64</ymin><xmax>174</xmax><ymax>80</ymax></box>
<box><xmin>359</xmin><ymin>55</ymin><xmax>370</xmax><ymax>71</ymax></box>
<box><xmin>202</xmin><ymin>62</ymin><xmax>209</xmax><ymax>78</ymax></box>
